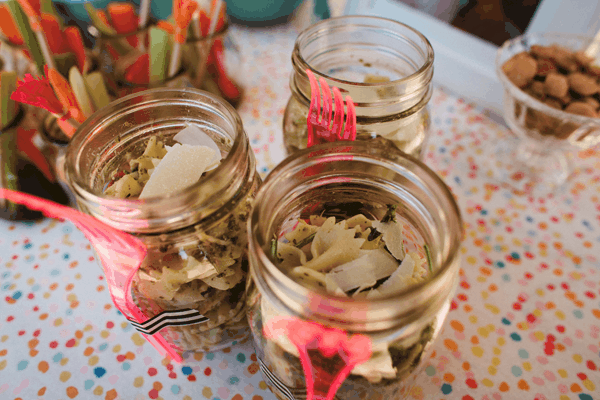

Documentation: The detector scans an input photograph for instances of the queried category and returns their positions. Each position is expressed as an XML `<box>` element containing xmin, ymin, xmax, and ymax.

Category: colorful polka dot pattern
<box><xmin>2</xmin><ymin>24</ymin><xmax>600</xmax><ymax>400</ymax></box>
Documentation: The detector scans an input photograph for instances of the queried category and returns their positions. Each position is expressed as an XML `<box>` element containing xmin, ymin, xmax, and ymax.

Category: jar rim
<box><xmin>248</xmin><ymin>141</ymin><xmax>462</xmax><ymax>324</ymax></box>
<box><xmin>294</xmin><ymin>15</ymin><xmax>434</xmax><ymax>88</ymax></box>
<box><xmin>65</xmin><ymin>87</ymin><xmax>250</xmax><ymax>232</ymax></box>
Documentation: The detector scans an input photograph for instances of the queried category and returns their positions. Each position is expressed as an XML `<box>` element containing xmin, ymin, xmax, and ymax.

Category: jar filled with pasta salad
<box><xmin>246</xmin><ymin>140</ymin><xmax>462</xmax><ymax>399</ymax></box>
<box><xmin>283</xmin><ymin>16</ymin><xmax>434</xmax><ymax>158</ymax></box>
<box><xmin>66</xmin><ymin>88</ymin><xmax>260</xmax><ymax>356</ymax></box>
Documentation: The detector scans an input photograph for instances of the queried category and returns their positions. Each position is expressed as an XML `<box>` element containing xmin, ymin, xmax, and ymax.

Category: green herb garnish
<box><xmin>381</xmin><ymin>204</ymin><xmax>398</xmax><ymax>223</ymax></box>
<box><xmin>424</xmin><ymin>244</ymin><xmax>433</xmax><ymax>273</ymax></box>
<box><xmin>270</xmin><ymin>238</ymin><xmax>282</xmax><ymax>262</ymax></box>
<box><xmin>294</xmin><ymin>232</ymin><xmax>316</xmax><ymax>249</ymax></box>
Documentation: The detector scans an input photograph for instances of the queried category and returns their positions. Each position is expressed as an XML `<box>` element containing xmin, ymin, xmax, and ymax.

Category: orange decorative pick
<box><xmin>168</xmin><ymin>0</ymin><xmax>198</xmax><ymax>77</ymax></box>
<box><xmin>46</xmin><ymin>66</ymin><xmax>85</xmax><ymax>124</ymax></box>
<box><xmin>0</xmin><ymin>4</ymin><xmax>24</xmax><ymax>45</ymax></box>
<box><xmin>107</xmin><ymin>2</ymin><xmax>139</xmax><ymax>47</ymax></box>
<box><xmin>40</xmin><ymin>13</ymin><xmax>67</xmax><ymax>54</ymax></box>
<box><xmin>173</xmin><ymin>0</ymin><xmax>198</xmax><ymax>43</ymax></box>
<box><xmin>156</xmin><ymin>20</ymin><xmax>174</xmax><ymax>34</ymax></box>
<box><xmin>64</xmin><ymin>26</ymin><xmax>88</xmax><ymax>73</ymax></box>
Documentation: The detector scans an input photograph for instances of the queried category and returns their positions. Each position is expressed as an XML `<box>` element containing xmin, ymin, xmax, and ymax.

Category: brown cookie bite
<box><xmin>568</xmin><ymin>72</ymin><xmax>599</xmax><ymax>96</ymax></box>
<box><xmin>503</xmin><ymin>53</ymin><xmax>538</xmax><ymax>88</ymax></box>
<box><xmin>565</xmin><ymin>101</ymin><xmax>598</xmax><ymax>118</ymax></box>
<box><xmin>544</xmin><ymin>72</ymin><xmax>569</xmax><ymax>98</ymax></box>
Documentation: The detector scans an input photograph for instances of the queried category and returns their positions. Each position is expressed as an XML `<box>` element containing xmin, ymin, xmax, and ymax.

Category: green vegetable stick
<box><xmin>84</xmin><ymin>72</ymin><xmax>111</xmax><ymax>110</ymax></box>
<box><xmin>424</xmin><ymin>244</ymin><xmax>433</xmax><ymax>273</ymax></box>
<box><xmin>84</xmin><ymin>3</ymin><xmax>117</xmax><ymax>35</ymax></box>
<box><xmin>149</xmin><ymin>27</ymin><xmax>170</xmax><ymax>84</ymax></box>
<box><xmin>84</xmin><ymin>3</ymin><xmax>133</xmax><ymax>55</ymax></box>
<box><xmin>40</xmin><ymin>0</ymin><xmax>60</xmax><ymax>22</ymax></box>
<box><xmin>0</xmin><ymin>129</ymin><xmax>19</xmax><ymax>218</ymax></box>
<box><xmin>0</xmin><ymin>72</ymin><xmax>19</xmax><ymax>217</ymax></box>
<box><xmin>53</xmin><ymin>52</ymin><xmax>78</xmax><ymax>78</ymax></box>
<box><xmin>1</xmin><ymin>71</ymin><xmax>17</xmax><ymax>129</ymax></box>
<box><xmin>69</xmin><ymin>66</ymin><xmax>95</xmax><ymax>118</ymax></box>
<box><xmin>6</xmin><ymin>0</ymin><xmax>45</xmax><ymax>73</ymax></box>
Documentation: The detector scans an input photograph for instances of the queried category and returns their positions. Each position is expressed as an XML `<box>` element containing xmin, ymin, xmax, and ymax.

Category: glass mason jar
<box><xmin>0</xmin><ymin>39</ymin><xmax>38</xmax><ymax>77</ymax></box>
<box><xmin>283</xmin><ymin>16</ymin><xmax>434</xmax><ymax>158</ymax></box>
<box><xmin>37</xmin><ymin>114</ymin><xmax>70</xmax><ymax>185</ymax></box>
<box><xmin>65</xmin><ymin>88</ymin><xmax>261</xmax><ymax>355</ymax></box>
<box><xmin>246</xmin><ymin>140</ymin><xmax>462</xmax><ymax>399</ymax></box>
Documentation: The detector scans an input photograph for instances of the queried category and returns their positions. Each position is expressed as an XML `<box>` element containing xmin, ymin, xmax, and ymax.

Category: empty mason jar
<box><xmin>283</xmin><ymin>16</ymin><xmax>434</xmax><ymax>158</ymax></box>
<box><xmin>66</xmin><ymin>88</ymin><xmax>260</xmax><ymax>356</ymax></box>
<box><xmin>246</xmin><ymin>140</ymin><xmax>462</xmax><ymax>399</ymax></box>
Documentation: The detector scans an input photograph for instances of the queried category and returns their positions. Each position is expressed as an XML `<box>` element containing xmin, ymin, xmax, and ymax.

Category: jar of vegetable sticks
<box><xmin>246</xmin><ymin>140</ymin><xmax>462</xmax><ymax>399</ymax></box>
<box><xmin>94</xmin><ymin>25</ymin><xmax>196</xmax><ymax>98</ymax></box>
<box><xmin>183</xmin><ymin>22</ymin><xmax>244</xmax><ymax>108</ymax></box>
<box><xmin>65</xmin><ymin>88</ymin><xmax>261</xmax><ymax>355</ymax></box>
<box><xmin>283</xmin><ymin>16</ymin><xmax>434</xmax><ymax>158</ymax></box>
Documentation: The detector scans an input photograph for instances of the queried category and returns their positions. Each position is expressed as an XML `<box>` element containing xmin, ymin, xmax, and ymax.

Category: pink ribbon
<box><xmin>0</xmin><ymin>189</ymin><xmax>183</xmax><ymax>362</ymax></box>
<box><xmin>263</xmin><ymin>316</ymin><xmax>372</xmax><ymax>400</ymax></box>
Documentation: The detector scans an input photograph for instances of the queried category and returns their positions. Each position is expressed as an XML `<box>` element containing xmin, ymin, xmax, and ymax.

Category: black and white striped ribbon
<box><xmin>258</xmin><ymin>356</ymin><xmax>301</xmax><ymax>400</ymax></box>
<box><xmin>128</xmin><ymin>309</ymin><xmax>209</xmax><ymax>336</ymax></box>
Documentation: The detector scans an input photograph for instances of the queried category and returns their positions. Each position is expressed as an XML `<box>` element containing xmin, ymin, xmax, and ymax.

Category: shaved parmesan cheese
<box><xmin>142</xmin><ymin>136</ymin><xmax>168</xmax><ymax>158</ymax></box>
<box><xmin>351</xmin><ymin>343</ymin><xmax>397</xmax><ymax>383</ymax></box>
<box><xmin>302</xmin><ymin>236</ymin><xmax>365</xmax><ymax>272</ymax></box>
<box><xmin>372</xmin><ymin>219</ymin><xmax>405</xmax><ymax>260</ymax></box>
<box><xmin>326</xmin><ymin>248</ymin><xmax>399</xmax><ymax>292</ymax></box>
<box><xmin>139</xmin><ymin>143</ymin><xmax>215</xmax><ymax>198</ymax></box>
<box><xmin>310</xmin><ymin>217</ymin><xmax>357</xmax><ymax>259</ymax></box>
<box><xmin>382</xmin><ymin>252</ymin><xmax>415</xmax><ymax>288</ymax></box>
<box><xmin>173</xmin><ymin>124</ymin><xmax>221</xmax><ymax>165</ymax></box>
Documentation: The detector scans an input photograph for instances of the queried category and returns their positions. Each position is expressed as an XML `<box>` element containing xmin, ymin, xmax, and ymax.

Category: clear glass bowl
<box><xmin>491</xmin><ymin>32</ymin><xmax>600</xmax><ymax>195</ymax></box>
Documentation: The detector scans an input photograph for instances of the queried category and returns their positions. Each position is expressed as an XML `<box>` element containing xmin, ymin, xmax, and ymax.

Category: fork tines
<box><xmin>306</xmin><ymin>69</ymin><xmax>357</xmax><ymax>148</ymax></box>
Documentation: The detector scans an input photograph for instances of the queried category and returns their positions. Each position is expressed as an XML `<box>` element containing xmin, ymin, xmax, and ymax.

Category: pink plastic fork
<box><xmin>306</xmin><ymin>69</ymin><xmax>356</xmax><ymax>148</ymax></box>
<box><xmin>0</xmin><ymin>189</ymin><xmax>183</xmax><ymax>362</ymax></box>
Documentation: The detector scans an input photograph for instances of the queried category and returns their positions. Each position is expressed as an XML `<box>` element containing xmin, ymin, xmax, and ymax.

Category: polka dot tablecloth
<box><xmin>2</xmin><ymin>24</ymin><xmax>600</xmax><ymax>400</ymax></box>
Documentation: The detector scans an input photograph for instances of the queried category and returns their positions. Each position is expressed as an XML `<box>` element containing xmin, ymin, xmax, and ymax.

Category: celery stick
<box><xmin>1</xmin><ymin>71</ymin><xmax>17</xmax><ymax>129</ymax></box>
<box><xmin>0</xmin><ymin>71</ymin><xmax>19</xmax><ymax>217</ymax></box>
<box><xmin>6</xmin><ymin>0</ymin><xmax>45</xmax><ymax>73</ymax></box>
<box><xmin>149</xmin><ymin>27</ymin><xmax>170</xmax><ymax>84</ymax></box>
<box><xmin>69</xmin><ymin>66</ymin><xmax>94</xmax><ymax>118</ymax></box>
<box><xmin>84</xmin><ymin>72</ymin><xmax>111</xmax><ymax>110</ymax></box>
<box><xmin>0</xmin><ymin>129</ymin><xmax>19</xmax><ymax>218</ymax></box>
<box><xmin>53</xmin><ymin>52</ymin><xmax>78</xmax><ymax>78</ymax></box>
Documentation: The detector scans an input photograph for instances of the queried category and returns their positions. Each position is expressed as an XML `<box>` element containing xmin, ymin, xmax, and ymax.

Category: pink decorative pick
<box><xmin>11</xmin><ymin>74</ymin><xmax>64</xmax><ymax>115</ymax></box>
<box><xmin>263</xmin><ymin>316</ymin><xmax>372</xmax><ymax>400</ymax></box>
<box><xmin>306</xmin><ymin>69</ymin><xmax>356</xmax><ymax>147</ymax></box>
<box><xmin>10</xmin><ymin>74</ymin><xmax>78</xmax><ymax>138</ymax></box>
<box><xmin>0</xmin><ymin>189</ymin><xmax>183</xmax><ymax>362</ymax></box>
